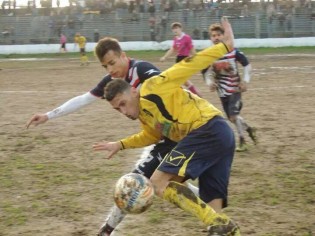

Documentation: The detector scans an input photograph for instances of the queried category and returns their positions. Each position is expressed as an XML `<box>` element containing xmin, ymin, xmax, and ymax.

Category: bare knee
<box><xmin>150</xmin><ymin>175</ymin><xmax>167</xmax><ymax>198</ymax></box>
<box><xmin>208</xmin><ymin>198</ymin><xmax>223</xmax><ymax>213</ymax></box>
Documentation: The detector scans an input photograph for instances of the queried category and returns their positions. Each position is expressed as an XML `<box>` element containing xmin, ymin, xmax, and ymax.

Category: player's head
<box><xmin>105</xmin><ymin>79</ymin><xmax>140</xmax><ymax>120</ymax></box>
<box><xmin>75</xmin><ymin>32</ymin><xmax>81</xmax><ymax>37</ymax></box>
<box><xmin>95</xmin><ymin>37</ymin><xmax>129</xmax><ymax>79</ymax></box>
<box><xmin>209</xmin><ymin>23</ymin><xmax>224</xmax><ymax>45</ymax></box>
<box><xmin>171</xmin><ymin>22</ymin><xmax>183</xmax><ymax>36</ymax></box>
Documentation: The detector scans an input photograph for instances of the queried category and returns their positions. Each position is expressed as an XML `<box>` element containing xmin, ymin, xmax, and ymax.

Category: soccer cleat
<box><xmin>97</xmin><ymin>223</ymin><xmax>114</xmax><ymax>236</ymax></box>
<box><xmin>208</xmin><ymin>220</ymin><xmax>241</xmax><ymax>236</ymax></box>
<box><xmin>246</xmin><ymin>127</ymin><xmax>257</xmax><ymax>145</ymax></box>
<box><xmin>236</xmin><ymin>142</ymin><xmax>248</xmax><ymax>152</ymax></box>
<box><xmin>236</xmin><ymin>137</ymin><xmax>248</xmax><ymax>152</ymax></box>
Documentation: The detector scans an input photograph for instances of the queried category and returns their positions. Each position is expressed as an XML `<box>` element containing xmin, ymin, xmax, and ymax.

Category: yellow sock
<box><xmin>162</xmin><ymin>181</ymin><xmax>230</xmax><ymax>226</ymax></box>
<box><xmin>82</xmin><ymin>55</ymin><xmax>88</xmax><ymax>63</ymax></box>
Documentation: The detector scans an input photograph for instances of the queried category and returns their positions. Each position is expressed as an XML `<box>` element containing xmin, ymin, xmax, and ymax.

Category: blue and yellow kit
<box><xmin>120</xmin><ymin>43</ymin><xmax>229</xmax><ymax>149</ymax></box>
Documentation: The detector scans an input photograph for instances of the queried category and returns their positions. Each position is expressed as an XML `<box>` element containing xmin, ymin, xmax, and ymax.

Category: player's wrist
<box><xmin>119</xmin><ymin>141</ymin><xmax>125</xmax><ymax>150</ymax></box>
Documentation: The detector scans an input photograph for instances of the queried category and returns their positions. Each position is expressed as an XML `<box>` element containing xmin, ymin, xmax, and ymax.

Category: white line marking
<box><xmin>0</xmin><ymin>85</ymin><xmax>311</xmax><ymax>94</ymax></box>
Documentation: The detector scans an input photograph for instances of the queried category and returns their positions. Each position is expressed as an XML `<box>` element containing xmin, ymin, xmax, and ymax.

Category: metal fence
<box><xmin>1</xmin><ymin>9</ymin><xmax>314</xmax><ymax>45</ymax></box>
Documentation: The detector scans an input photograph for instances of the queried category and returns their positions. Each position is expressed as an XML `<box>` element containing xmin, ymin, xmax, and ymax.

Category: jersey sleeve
<box><xmin>186</xmin><ymin>35</ymin><xmax>193</xmax><ymax>50</ymax></box>
<box><xmin>90</xmin><ymin>75</ymin><xmax>112</xmax><ymax>98</ymax></box>
<box><xmin>136</xmin><ymin>61</ymin><xmax>161</xmax><ymax>84</ymax></box>
<box><xmin>235</xmin><ymin>49</ymin><xmax>250</xmax><ymax>67</ymax></box>
<box><xmin>143</xmin><ymin>43</ymin><xmax>229</xmax><ymax>92</ymax></box>
<box><xmin>120</xmin><ymin>123</ymin><xmax>161</xmax><ymax>149</ymax></box>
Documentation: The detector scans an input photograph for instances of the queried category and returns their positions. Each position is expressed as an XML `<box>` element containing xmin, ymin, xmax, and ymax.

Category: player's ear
<box><xmin>121</xmin><ymin>51</ymin><xmax>127</xmax><ymax>58</ymax></box>
<box><xmin>130</xmin><ymin>87</ymin><xmax>139</xmax><ymax>97</ymax></box>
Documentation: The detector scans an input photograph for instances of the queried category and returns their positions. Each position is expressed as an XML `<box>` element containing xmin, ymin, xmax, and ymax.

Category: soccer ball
<box><xmin>114</xmin><ymin>173</ymin><xmax>155</xmax><ymax>214</ymax></box>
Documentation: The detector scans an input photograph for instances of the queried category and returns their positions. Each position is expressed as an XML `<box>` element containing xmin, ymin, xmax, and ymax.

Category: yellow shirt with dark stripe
<box><xmin>120</xmin><ymin>43</ymin><xmax>229</xmax><ymax>149</ymax></box>
<box><xmin>74</xmin><ymin>36</ymin><xmax>86</xmax><ymax>49</ymax></box>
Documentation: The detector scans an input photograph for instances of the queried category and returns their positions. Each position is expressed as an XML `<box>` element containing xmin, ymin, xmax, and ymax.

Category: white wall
<box><xmin>0</xmin><ymin>37</ymin><xmax>315</xmax><ymax>55</ymax></box>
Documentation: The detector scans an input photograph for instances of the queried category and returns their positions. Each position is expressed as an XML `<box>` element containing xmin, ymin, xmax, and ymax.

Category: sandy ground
<box><xmin>0</xmin><ymin>53</ymin><xmax>314</xmax><ymax>236</ymax></box>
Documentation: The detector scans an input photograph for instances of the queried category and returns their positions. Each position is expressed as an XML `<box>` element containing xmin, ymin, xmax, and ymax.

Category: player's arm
<box><xmin>120</xmin><ymin>124</ymin><xmax>161</xmax><ymax>149</ymax></box>
<box><xmin>201</xmin><ymin>66</ymin><xmax>218</xmax><ymax>92</ymax></box>
<box><xmin>236</xmin><ymin>50</ymin><xmax>252</xmax><ymax>92</ymax></box>
<box><xmin>153</xmin><ymin>43</ymin><xmax>229</xmax><ymax>92</ymax></box>
<box><xmin>26</xmin><ymin>92</ymin><xmax>98</xmax><ymax>128</ymax></box>
<box><xmin>93</xmin><ymin>125</ymin><xmax>161</xmax><ymax>159</ymax></box>
<box><xmin>26</xmin><ymin>75</ymin><xmax>112</xmax><ymax>128</ymax></box>
<box><xmin>188</xmin><ymin>36</ymin><xmax>196</xmax><ymax>56</ymax></box>
<box><xmin>160</xmin><ymin>47</ymin><xmax>175</xmax><ymax>62</ymax></box>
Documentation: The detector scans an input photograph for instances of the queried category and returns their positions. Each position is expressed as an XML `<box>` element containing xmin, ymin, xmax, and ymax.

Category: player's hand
<box><xmin>160</xmin><ymin>56</ymin><xmax>166</xmax><ymax>62</ymax></box>
<box><xmin>209</xmin><ymin>83</ymin><xmax>218</xmax><ymax>92</ymax></box>
<box><xmin>239</xmin><ymin>82</ymin><xmax>248</xmax><ymax>92</ymax></box>
<box><xmin>221</xmin><ymin>16</ymin><xmax>234</xmax><ymax>51</ymax></box>
<box><xmin>93</xmin><ymin>141</ymin><xmax>122</xmax><ymax>159</ymax></box>
<box><xmin>26</xmin><ymin>113</ymin><xmax>48</xmax><ymax>129</ymax></box>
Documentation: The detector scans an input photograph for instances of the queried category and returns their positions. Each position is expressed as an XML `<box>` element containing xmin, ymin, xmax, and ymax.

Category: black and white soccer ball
<box><xmin>114</xmin><ymin>173</ymin><xmax>155</xmax><ymax>214</ymax></box>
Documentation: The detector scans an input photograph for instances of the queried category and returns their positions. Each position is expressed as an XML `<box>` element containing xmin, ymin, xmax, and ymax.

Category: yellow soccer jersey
<box><xmin>75</xmin><ymin>35</ymin><xmax>86</xmax><ymax>49</ymax></box>
<box><xmin>120</xmin><ymin>43</ymin><xmax>229</xmax><ymax>149</ymax></box>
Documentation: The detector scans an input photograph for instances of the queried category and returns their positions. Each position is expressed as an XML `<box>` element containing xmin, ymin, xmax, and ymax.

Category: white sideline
<box><xmin>0</xmin><ymin>85</ymin><xmax>310</xmax><ymax>94</ymax></box>
<box><xmin>0</xmin><ymin>37</ymin><xmax>315</xmax><ymax>54</ymax></box>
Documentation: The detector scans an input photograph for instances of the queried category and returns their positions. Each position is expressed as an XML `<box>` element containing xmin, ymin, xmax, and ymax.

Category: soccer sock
<box><xmin>238</xmin><ymin>116</ymin><xmax>249</xmax><ymax>131</ymax></box>
<box><xmin>235</xmin><ymin>116</ymin><xmax>245</xmax><ymax>141</ymax></box>
<box><xmin>80</xmin><ymin>55</ymin><xmax>85</xmax><ymax>63</ymax></box>
<box><xmin>162</xmin><ymin>181</ymin><xmax>230</xmax><ymax>226</ymax></box>
<box><xmin>104</xmin><ymin>206</ymin><xmax>127</xmax><ymax>231</ymax></box>
<box><xmin>186</xmin><ymin>182</ymin><xmax>199</xmax><ymax>196</ymax></box>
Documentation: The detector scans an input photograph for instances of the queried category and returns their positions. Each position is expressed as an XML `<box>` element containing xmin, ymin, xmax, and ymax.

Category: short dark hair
<box><xmin>94</xmin><ymin>37</ymin><xmax>122</xmax><ymax>62</ymax></box>
<box><xmin>171</xmin><ymin>22</ymin><xmax>182</xmax><ymax>29</ymax></box>
<box><xmin>209</xmin><ymin>23</ymin><xmax>224</xmax><ymax>34</ymax></box>
<box><xmin>105</xmin><ymin>79</ymin><xmax>131</xmax><ymax>101</ymax></box>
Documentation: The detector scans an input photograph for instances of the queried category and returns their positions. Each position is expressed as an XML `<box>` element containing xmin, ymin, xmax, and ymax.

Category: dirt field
<box><xmin>0</xmin><ymin>52</ymin><xmax>314</xmax><ymax>236</ymax></box>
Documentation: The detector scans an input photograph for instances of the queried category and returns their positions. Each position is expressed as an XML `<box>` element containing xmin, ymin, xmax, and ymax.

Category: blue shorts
<box><xmin>158</xmin><ymin>116</ymin><xmax>235</xmax><ymax>206</ymax></box>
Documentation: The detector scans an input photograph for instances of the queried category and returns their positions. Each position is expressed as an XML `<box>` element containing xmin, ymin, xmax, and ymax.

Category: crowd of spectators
<box><xmin>1</xmin><ymin>0</ymin><xmax>314</xmax><ymax>44</ymax></box>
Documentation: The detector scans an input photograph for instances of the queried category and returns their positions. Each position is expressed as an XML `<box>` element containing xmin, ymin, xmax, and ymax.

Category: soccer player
<box><xmin>26</xmin><ymin>37</ymin><xmax>200</xmax><ymax>236</ymax></box>
<box><xmin>93</xmin><ymin>17</ymin><xmax>241</xmax><ymax>236</ymax></box>
<box><xmin>160</xmin><ymin>22</ymin><xmax>202</xmax><ymax>97</ymax></box>
<box><xmin>74</xmin><ymin>32</ymin><xmax>89</xmax><ymax>66</ymax></box>
<box><xmin>202</xmin><ymin>23</ymin><xmax>257</xmax><ymax>152</ymax></box>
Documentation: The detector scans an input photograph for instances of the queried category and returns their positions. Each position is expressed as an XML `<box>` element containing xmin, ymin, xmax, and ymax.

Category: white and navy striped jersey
<box><xmin>90</xmin><ymin>59</ymin><xmax>161</xmax><ymax>98</ymax></box>
<box><xmin>202</xmin><ymin>49</ymin><xmax>249</xmax><ymax>97</ymax></box>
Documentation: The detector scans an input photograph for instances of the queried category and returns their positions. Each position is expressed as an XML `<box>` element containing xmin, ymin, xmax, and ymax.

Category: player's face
<box><xmin>109</xmin><ymin>88</ymin><xmax>140</xmax><ymax>120</ymax></box>
<box><xmin>101</xmin><ymin>50</ymin><xmax>129</xmax><ymax>79</ymax></box>
<box><xmin>210</xmin><ymin>30</ymin><xmax>224</xmax><ymax>45</ymax></box>
<box><xmin>172</xmin><ymin>27</ymin><xmax>182</xmax><ymax>37</ymax></box>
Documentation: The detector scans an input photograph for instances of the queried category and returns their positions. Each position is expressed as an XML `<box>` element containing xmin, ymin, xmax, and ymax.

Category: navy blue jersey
<box><xmin>90</xmin><ymin>59</ymin><xmax>161</xmax><ymax>98</ymax></box>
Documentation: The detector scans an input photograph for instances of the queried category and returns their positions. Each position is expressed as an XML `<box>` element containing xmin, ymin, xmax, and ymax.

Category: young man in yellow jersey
<box><xmin>93</xmin><ymin>17</ymin><xmax>241</xmax><ymax>236</ymax></box>
<box><xmin>74</xmin><ymin>32</ymin><xmax>89</xmax><ymax>66</ymax></box>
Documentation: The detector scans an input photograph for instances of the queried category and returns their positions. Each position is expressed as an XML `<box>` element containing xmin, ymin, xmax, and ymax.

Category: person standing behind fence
<box><xmin>74</xmin><ymin>32</ymin><xmax>89</xmax><ymax>66</ymax></box>
<box><xmin>59</xmin><ymin>33</ymin><xmax>67</xmax><ymax>53</ymax></box>
<box><xmin>160</xmin><ymin>22</ymin><xmax>202</xmax><ymax>97</ymax></box>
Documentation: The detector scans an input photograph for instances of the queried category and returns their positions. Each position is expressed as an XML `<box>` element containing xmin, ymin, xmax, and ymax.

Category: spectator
<box><xmin>59</xmin><ymin>33</ymin><xmax>67</xmax><ymax>53</ymax></box>
<box><xmin>94</xmin><ymin>29</ymin><xmax>100</xmax><ymax>42</ymax></box>
<box><xmin>148</xmin><ymin>0</ymin><xmax>156</xmax><ymax>17</ymax></box>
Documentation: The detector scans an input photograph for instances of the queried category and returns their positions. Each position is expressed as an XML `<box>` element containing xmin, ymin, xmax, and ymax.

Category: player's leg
<box><xmin>225</xmin><ymin>93</ymin><xmax>248</xmax><ymax>152</ymax></box>
<box><xmin>150</xmin><ymin>116</ymin><xmax>240</xmax><ymax>235</ymax></box>
<box><xmin>98</xmin><ymin>139</ymin><xmax>200</xmax><ymax>236</ymax></box>
<box><xmin>80</xmin><ymin>48</ymin><xmax>88</xmax><ymax>65</ymax></box>
<box><xmin>229</xmin><ymin>93</ymin><xmax>257</xmax><ymax>148</ymax></box>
